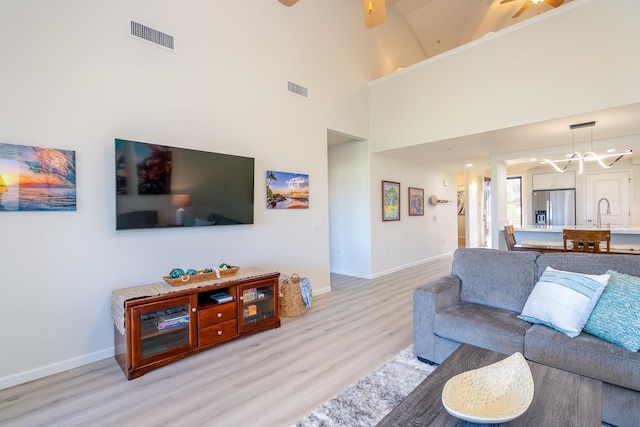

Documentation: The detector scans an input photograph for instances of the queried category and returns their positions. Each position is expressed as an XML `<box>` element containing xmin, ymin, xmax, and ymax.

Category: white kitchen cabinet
<box><xmin>532</xmin><ymin>171</ymin><xmax>575</xmax><ymax>190</ymax></box>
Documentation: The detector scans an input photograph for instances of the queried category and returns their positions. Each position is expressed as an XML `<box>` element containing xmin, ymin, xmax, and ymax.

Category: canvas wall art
<box><xmin>266</xmin><ymin>170</ymin><xmax>309</xmax><ymax>209</ymax></box>
<box><xmin>0</xmin><ymin>143</ymin><xmax>76</xmax><ymax>211</ymax></box>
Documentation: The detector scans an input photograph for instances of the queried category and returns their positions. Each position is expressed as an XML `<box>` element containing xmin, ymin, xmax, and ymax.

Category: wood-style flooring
<box><xmin>0</xmin><ymin>255</ymin><xmax>453</xmax><ymax>427</ymax></box>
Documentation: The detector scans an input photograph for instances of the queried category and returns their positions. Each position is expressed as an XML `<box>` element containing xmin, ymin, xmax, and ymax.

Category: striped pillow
<box><xmin>583</xmin><ymin>270</ymin><xmax>640</xmax><ymax>352</ymax></box>
<box><xmin>519</xmin><ymin>266</ymin><xmax>610</xmax><ymax>338</ymax></box>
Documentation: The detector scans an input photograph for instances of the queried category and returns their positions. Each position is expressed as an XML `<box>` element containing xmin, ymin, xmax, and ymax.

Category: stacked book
<box><xmin>210</xmin><ymin>292</ymin><xmax>233</xmax><ymax>303</ymax></box>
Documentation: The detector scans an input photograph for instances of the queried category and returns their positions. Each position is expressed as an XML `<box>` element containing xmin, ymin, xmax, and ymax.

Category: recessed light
<box><xmin>530</xmin><ymin>158</ymin><xmax>537</xmax><ymax>162</ymax></box>
<box><xmin>607</xmin><ymin>148</ymin><xmax>615</xmax><ymax>153</ymax></box>
<box><xmin>465</xmin><ymin>163</ymin><xmax>473</xmax><ymax>167</ymax></box>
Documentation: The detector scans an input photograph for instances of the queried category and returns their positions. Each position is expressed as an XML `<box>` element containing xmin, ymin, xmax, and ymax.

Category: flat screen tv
<box><xmin>115</xmin><ymin>139</ymin><xmax>254</xmax><ymax>230</ymax></box>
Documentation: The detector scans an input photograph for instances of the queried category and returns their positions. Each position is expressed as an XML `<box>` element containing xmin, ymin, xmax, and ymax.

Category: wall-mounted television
<box><xmin>115</xmin><ymin>139</ymin><xmax>254</xmax><ymax>230</ymax></box>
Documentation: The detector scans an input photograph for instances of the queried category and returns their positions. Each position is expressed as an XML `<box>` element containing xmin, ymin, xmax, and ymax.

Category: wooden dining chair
<box><xmin>563</xmin><ymin>229</ymin><xmax>611</xmax><ymax>254</ymax></box>
<box><xmin>504</xmin><ymin>225</ymin><xmax>517</xmax><ymax>251</ymax></box>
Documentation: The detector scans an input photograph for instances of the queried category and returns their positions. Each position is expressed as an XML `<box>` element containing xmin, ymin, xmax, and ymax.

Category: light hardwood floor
<box><xmin>0</xmin><ymin>255</ymin><xmax>453</xmax><ymax>427</ymax></box>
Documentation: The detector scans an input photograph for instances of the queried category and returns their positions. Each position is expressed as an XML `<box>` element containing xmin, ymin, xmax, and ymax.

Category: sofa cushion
<box><xmin>583</xmin><ymin>270</ymin><xmax>640</xmax><ymax>352</ymax></box>
<box><xmin>435</xmin><ymin>302</ymin><xmax>531</xmax><ymax>357</ymax></box>
<box><xmin>452</xmin><ymin>248</ymin><xmax>539</xmax><ymax>312</ymax></box>
<box><xmin>536</xmin><ymin>252</ymin><xmax>640</xmax><ymax>278</ymax></box>
<box><xmin>525</xmin><ymin>324</ymin><xmax>640</xmax><ymax>392</ymax></box>
<box><xmin>519</xmin><ymin>266</ymin><xmax>609</xmax><ymax>338</ymax></box>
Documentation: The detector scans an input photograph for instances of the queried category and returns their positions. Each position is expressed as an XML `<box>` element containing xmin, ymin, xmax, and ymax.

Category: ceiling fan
<box><xmin>500</xmin><ymin>0</ymin><xmax>564</xmax><ymax>19</ymax></box>
<box><xmin>278</xmin><ymin>0</ymin><xmax>386</xmax><ymax>29</ymax></box>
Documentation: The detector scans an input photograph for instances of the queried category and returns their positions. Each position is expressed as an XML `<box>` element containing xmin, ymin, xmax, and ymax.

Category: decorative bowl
<box><xmin>441</xmin><ymin>352</ymin><xmax>534</xmax><ymax>424</ymax></box>
<box><xmin>163</xmin><ymin>266</ymin><xmax>239</xmax><ymax>286</ymax></box>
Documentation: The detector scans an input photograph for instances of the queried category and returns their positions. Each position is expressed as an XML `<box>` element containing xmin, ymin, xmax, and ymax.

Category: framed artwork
<box><xmin>0</xmin><ymin>142</ymin><xmax>76</xmax><ymax>211</ymax></box>
<box><xmin>382</xmin><ymin>180</ymin><xmax>400</xmax><ymax>221</ymax></box>
<box><xmin>266</xmin><ymin>170</ymin><xmax>309</xmax><ymax>209</ymax></box>
<box><xmin>408</xmin><ymin>187</ymin><xmax>424</xmax><ymax>216</ymax></box>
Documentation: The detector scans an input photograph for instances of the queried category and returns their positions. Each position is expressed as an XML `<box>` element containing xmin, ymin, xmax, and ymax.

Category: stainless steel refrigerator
<box><xmin>532</xmin><ymin>189</ymin><xmax>576</xmax><ymax>226</ymax></box>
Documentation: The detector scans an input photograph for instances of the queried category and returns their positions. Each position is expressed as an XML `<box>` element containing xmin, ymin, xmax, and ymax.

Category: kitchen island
<box><xmin>513</xmin><ymin>225</ymin><xmax>640</xmax><ymax>253</ymax></box>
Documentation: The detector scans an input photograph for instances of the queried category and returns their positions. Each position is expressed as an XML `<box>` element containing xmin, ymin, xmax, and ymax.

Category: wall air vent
<box><xmin>288</xmin><ymin>81</ymin><xmax>308</xmax><ymax>98</ymax></box>
<box><xmin>129</xmin><ymin>20</ymin><xmax>175</xmax><ymax>51</ymax></box>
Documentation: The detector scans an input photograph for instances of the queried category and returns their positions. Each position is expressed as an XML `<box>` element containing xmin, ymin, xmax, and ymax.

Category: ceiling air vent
<box><xmin>129</xmin><ymin>20</ymin><xmax>175</xmax><ymax>51</ymax></box>
<box><xmin>288</xmin><ymin>81</ymin><xmax>308</xmax><ymax>98</ymax></box>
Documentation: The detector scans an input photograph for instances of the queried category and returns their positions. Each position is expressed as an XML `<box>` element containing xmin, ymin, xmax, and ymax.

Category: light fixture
<box><xmin>363</xmin><ymin>0</ymin><xmax>386</xmax><ymax>29</ymax></box>
<box><xmin>541</xmin><ymin>121</ymin><xmax>632</xmax><ymax>174</ymax></box>
<box><xmin>171</xmin><ymin>194</ymin><xmax>191</xmax><ymax>226</ymax></box>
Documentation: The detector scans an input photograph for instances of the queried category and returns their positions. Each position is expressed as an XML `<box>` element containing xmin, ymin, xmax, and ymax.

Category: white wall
<box><xmin>0</xmin><ymin>0</ymin><xmax>425</xmax><ymax>388</ymax></box>
<box><xmin>369</xmin><ymin>154</ymin><xmax>457</xmax><ymax>276</ymax></box>
<box><xmin>328</xmin><ymin>140</ymin><xmax>372</xmax><ymax>278</ymax></box>
<box><xmin>368</xmin><ymin>0</ymin><xmax>640</xmax><ymax>152</ymax></box>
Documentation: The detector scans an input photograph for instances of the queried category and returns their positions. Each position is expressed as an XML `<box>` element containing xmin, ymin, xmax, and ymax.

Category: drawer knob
<box><xmin>191</xmin><ymin>308</ymin><xmax>196</xmax><ymax>313</ymax></box>
<box><xmin>217</xmin><ymin>330</ymin><xmax>223</xmax><ymax>336</ymax></box>
<box><xmin>217</xmin><ymin>313</ymin><xmax>222</xmax><ymax>318</ymax></box>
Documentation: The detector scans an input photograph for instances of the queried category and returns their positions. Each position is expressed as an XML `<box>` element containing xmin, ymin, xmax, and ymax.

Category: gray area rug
<box><xmin>293</xmin><ymin>346</ymin><xmax>436</xmax><ymax>427</ymax></box>
<box><xmin>294</xmin><ymin>346</ymin><xmax>614</xmax><ymax>427</ymax></box>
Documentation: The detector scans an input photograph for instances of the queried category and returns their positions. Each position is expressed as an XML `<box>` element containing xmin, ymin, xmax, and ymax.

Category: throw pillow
<box><xmin>583</xmin><ymin>270</ymin><xmax>640</xmax><ymax>352</ymax></box>
<box><xmin>518</xmin><ymin>266</ymin><xmax>609</xmax><ymax>338</ymax></box>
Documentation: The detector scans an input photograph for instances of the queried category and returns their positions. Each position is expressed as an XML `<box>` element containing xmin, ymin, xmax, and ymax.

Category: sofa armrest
<box><xmin>413</xmin><ymin>275</ymin><xmax>461</xmax><ymax>363</ymax></box>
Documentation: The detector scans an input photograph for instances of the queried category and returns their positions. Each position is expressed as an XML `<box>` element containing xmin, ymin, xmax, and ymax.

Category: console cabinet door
<box><xmin>237</xmin><ymin>278</ymin><xmax>279</xmax><ymax>333</ymax></box>
<box><xmin>130</xmin><ymin>295</ymin><xmax>197</xmax><ymax>369</ymax></box>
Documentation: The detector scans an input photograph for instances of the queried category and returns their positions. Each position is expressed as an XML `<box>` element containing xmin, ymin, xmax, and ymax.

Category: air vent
<box><xmin>129</xmin><ymin>20</ymin><xmax>175</xmax><ymax>51</ymax></box>
<box><xmin>288</xmin><ymin>81</ymin><xmax>308</xmax><ymax>98</ymax></box>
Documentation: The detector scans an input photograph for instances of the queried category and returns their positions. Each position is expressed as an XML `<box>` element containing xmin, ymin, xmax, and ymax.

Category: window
<box><xmin>506</xmin><ymin>177</ymin><xmax>522</xmax><ymax>226</ymax></box>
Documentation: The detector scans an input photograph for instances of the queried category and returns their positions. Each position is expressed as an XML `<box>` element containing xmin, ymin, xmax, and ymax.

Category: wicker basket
<box><xmin>280</xmin><ymin>274</ymin><xmax>308</xmax><ymax>317</ymax></box>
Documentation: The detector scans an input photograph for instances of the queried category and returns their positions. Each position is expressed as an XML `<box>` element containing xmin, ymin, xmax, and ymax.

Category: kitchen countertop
<box><xmin>515</xmin><ymin>225</ymin><xmax>640</xmax><ymax>235</ymax></box>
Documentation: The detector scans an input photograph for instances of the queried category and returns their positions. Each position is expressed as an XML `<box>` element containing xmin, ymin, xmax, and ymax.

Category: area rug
<box><xmin>293</xmin><ymin>347</ymin><xmax>614</xmax><ymax>427</ymax></box>
<box><xmin>292</xmin><ymin>346</ymin><xmax>436</xmax><ymax>427</ymax></box>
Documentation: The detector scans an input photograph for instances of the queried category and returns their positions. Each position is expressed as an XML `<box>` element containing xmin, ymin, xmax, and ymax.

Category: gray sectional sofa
<box><xmin>414</xmin><ymin>248</ymin><xmax>640</xmax><ymax>427</ymax></box>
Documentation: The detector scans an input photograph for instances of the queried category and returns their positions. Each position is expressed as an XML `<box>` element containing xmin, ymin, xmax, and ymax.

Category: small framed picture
<box><xmin>382</xmin><ymin>180</ymin><xmax>400</xmax><ymax>221</ymax></box>
<box><xmin>408</xmin><ymin>187</ymin><xmax>424</xmax><ymax>216</ymax></box>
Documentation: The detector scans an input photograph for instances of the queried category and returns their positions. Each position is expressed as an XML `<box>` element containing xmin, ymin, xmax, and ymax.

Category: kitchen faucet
<box><xmin>597</xmin><ymin>197</ymin><xmax>611</xmax><ymax>228</ymax></box>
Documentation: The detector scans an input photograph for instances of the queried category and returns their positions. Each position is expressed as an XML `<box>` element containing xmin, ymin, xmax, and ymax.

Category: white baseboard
<box><xmin>370</xmin><ymin>252</ymin><xmax>455</xmax><ymax>279</ymax></box>
<box><xmin>329</xmin><ymin>268</ymin><xmax>372</xmax><ymax>279</ymax></box>
<box><xmin>0</xmin><ymin>347</ymin><xmax>114</xmax><ymax>391</ymax></box>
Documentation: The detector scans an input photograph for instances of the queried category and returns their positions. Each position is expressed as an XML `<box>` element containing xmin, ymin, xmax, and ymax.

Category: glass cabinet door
<box><xmin>238</xmin><ymin>279</ymin><xmax>279</xmax><ymax>332</ymax></box>
<box><xmin>131</xmin><ymin>295</ymin><xmax>196</xmax><ymax>367</ymax></box>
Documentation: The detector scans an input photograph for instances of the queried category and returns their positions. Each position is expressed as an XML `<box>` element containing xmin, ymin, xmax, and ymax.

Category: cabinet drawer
<box><xmin>198</xmin><ymin>303</ymin><xmax>237</xmax><ymax>328</ymax></box>
<box><xmin>198</xmin><ymin>320</ymin><xmax>237</xmax><ymax>347</ymax></box>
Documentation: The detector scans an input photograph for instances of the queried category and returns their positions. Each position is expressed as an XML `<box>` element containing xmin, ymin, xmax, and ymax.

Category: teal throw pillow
<box><xmin>583</xmin><ymin>270</ymin><xmax>640</xmax><ymax>352</ymax></box>
<box><xmin>519</xmin><ymin>266</ymin><xmax>609</xmax><ymax>338</ymax></box>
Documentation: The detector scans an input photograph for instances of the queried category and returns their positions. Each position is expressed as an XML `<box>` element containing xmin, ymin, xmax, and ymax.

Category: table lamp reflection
<box><xmin>171</xmin><ymin>194</ymin><xmax>191</xmax><ymax>226</ymax></box>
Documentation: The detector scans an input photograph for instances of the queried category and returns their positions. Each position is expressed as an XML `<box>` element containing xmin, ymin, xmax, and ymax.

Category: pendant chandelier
<box><xmin>541</xmin><ymin>121</ymin><xmax>632</xmax><ymax>174</ymax></box>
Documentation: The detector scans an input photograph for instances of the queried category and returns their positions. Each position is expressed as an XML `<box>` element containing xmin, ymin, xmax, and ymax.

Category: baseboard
<box><xmin>0</xmin><ymin>347</ymin><xmax>114</xmax><ymax>391</ymax></box>
<box><xmin>370</xmin><ymin>252</ymin><xmax>455</xmax><ymax>279</ymax></box>
<box><xmin>329</xmin><ymin>268</ymin><xmax>372</xmax><ymax>279</ymax></box>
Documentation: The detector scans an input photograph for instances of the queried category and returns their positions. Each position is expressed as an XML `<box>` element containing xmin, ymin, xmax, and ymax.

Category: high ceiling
<box><xmin>330</xmin><ymin>0</ymin><xmax>639</xmax><ymax>173</ymax></box>
<box><xmin>389</xmin><ymin>0</ymin><xmax>575</xmax><ymax>59</ymax></box>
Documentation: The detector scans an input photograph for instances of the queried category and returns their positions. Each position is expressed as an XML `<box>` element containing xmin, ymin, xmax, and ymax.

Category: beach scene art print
<box><xmin>0</xmin><ymin>143</ymin><xmax>76</xmax><ymax>211</ymax></box>
<box><xmin>266</xmin><ymin>170</ymin><xmax>309</xmax><ymax>209</ymax></box>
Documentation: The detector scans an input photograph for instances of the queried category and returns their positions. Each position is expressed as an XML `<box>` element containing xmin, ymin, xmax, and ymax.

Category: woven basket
<box><xmin>280</xmin><ymin>274</ymin><xmax>308</xmax><ymax>317</ymax></box>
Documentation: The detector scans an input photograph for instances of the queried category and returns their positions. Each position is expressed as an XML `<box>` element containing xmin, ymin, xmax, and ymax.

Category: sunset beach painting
<box><xmin>266</xmin><ymin>170</ymin><xmax>309</xmax><ymax>209</ymax></box>
<box><xmin>0</xmin><ymin>143</ymin><xmax>76</xmax><ymax>211</ymax></box>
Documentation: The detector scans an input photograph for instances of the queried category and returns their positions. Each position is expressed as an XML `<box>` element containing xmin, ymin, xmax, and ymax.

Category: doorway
<box><xmin>483</xmin><ymin>177</ymin><xmax>491</xmax><ymax>247</ymax></box>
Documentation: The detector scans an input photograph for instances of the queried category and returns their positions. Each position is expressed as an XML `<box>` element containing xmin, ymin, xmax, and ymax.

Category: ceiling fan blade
<box><xmin>512</xmin><ymin>1</ymin><xmax>532</xmax><ymax>18</ymax></box>
<box><xmin>500</xmin><ymin>0</ymin><xmax>517</xmax><ymax>4</ymax></box>
<box><xmin>278</xmin><ymin>0</ymin><xmax>299</xmax><ymax>6</ymax></box>
<box><xmin>545</xmin><ymin>0</ymin><xmax>565</xmax><ymax>7</ymax></box>
<box><xmin>363</xmin><ymin>0</ymin><xmax>386</xmax><ymax>29</ymax></box>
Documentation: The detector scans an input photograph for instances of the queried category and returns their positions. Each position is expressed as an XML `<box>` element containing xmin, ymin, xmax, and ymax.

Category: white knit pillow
<box><xmin>519</xmin><ymin>266</ymin><xmax>609</xmax><ymax>338</ymax></box>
